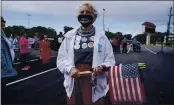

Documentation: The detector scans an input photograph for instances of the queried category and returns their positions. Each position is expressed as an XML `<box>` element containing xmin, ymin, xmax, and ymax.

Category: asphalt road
<box><xmin>2</xmin><ymin>46</ymin><xmax>174</xmax><ymax>105</ymax></box>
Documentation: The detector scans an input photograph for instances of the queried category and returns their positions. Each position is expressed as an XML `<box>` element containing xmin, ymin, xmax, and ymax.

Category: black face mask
<box><xmin>78</xmin><ymin>15</ymin><xmax>93</xmax><ymax>27</ymax></box>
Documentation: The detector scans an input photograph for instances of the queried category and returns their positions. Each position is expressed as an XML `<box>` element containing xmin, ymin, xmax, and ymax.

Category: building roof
<box><xmin>142</xmin><ymin>22</ymin><xmax>156</xmax><ymax>28</ymax></box>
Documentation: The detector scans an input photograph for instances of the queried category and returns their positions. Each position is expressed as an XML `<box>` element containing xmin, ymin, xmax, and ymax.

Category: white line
<box><xmin>127</xmin><ymin>47</ymin><xmax>132</xmax><ymax>53</ymax></box>
<box><xmin>13</xmin><ymin>59</ymin><xmax>39</xmax><ymax>65</ymax></box>
<box><xmin>6</xmin><ymin>68</ymin><xmax>57</xmax><ymax>86</ymax></box>
<box><xmin>145</xmin><ymin>47</ymin><xmax>157</xmax><ymax>54</ymax></box>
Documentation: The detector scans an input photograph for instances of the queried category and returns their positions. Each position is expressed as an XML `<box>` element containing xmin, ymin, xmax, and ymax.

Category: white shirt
<box><xmin>58</xmin><ymin>37</ymin><xmax>63</xmax><ymax>43</ymax></box>
<box><xmin>28</xmin><ymin>38</ymin><xmax>35</xmax><ymax>48</ymax></box>
<box><xmin>57</xmin><ymin>26</ymin><xmax>115</xmax><ymax>102</ymax></box>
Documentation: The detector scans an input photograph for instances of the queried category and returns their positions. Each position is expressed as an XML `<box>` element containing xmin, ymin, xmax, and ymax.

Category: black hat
<box><xmin>1</xmin><ymin>16</ymin><xmax>6</xmax><ymax>23</ymax></box>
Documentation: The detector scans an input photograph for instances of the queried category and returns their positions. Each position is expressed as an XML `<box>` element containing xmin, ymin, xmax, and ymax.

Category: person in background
<box><xmin>122</xmin><ymin>37</ymin><xmax>128</xmax><ymax>53</ymax></box>
<box><xmin>117</xmin><ymin>38</ymin><xmax>121</xmax><ymax>53</ymax></box>
<box><xmin>109</xmin><ymin>38</ymin><xmax>113</xmax><ymax>44</ymax></box>
<box><xmin>109</xmin><ymin>38</ymin><xmax>114</xmax><ymax>53</ymax></box>
<box><xmin>9</xmin><ymin>34</ymin><xmax>14</xmax><ymax>46</ymax></box>
<box><xmin>34</xmin><ymin>35</ymin><xmax>39</xmax><ymax>49</ymax></box>
<box><xmin>19</xmin><ymin>31</ymin><xmax>30</xmax><ymax>70</ymax></box>
<box><xmin>13</xmin><ymin>35</ymin><xmax>20</xmax><ymax>60</ymax></box>
<box><xmin>28</xmin><ymin>36</ymin><xmax>35</xmax><ymax>54</ymax></box>
<box><xmin>39</xmin><ymin>36</ymin><xmax>51</xmax><ymax>64</ymax></box>
<box><xmin>132</xmin><ymin>38</ymin><xmax>137</xmax><ymax>52</ymax></box>
<box><xmin>36</xmin><ymin>37</ymin><xmax>40</xmax><ymax>49</ymax></box>
<box><xmin>112</xmin><ymin>37</ymin><xmax>118</xmax><ymax>53</ymax></box>
<box><xmin>58</xmin><ymin>32</ymin><xmax>64</xmax><ymax>44</ymax></box>
<box><xmin>57</xmin><ymin>2</ymin><xmax>115</xmax><ymax>105</ymax></box>
<box><xmin>1</xmin><ymin>16</ymin><xmax>17</xmax><ymax>102</ymax></box>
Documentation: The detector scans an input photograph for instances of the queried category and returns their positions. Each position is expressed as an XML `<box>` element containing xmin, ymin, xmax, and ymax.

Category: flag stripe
<box><xmin>125</xmin><ymin>78</ymin><xmax>131</xmax><ymax>101</ymax></box>
<box><xmin>113</xmin><ymin>66</ymin><xmax>119</xmax><ymax>101</ymax></box>
<box><xmin>123</xmin><ymin>79</ymin><xmax>128</xmax><ymax>101</ymax></box>
<box><xmin>109</xmin><ymin>67</ymin><xmax>115</xmax><ymax>103</ymax></box>
<box><xmin>116</xmin><ymin>66</ymin><xmax>122</xmax><ymax>101</ymax></box>
<box><xmin>138</xmin><ymin>78</ymin><xmax>145</xmax><ymax>102</ymax></box>
<box><xmin>136</xmin><ymin>77</ymin><xmax>142</xmax><ymax>102</ymax></box>
<box><xmin>140</xmin><ymin>83</ymin><xmax>146</xmax><ymax>103</ymax></box>
<box><xmin>131</xmin><ymin>78</ymin><xmax>137</xmax><ymax>101</ymax></box>
<box><xmin>133</xmin><ymin>78</ymin><xmax>139</xmax><ymax>102</ymax></box>
<box><xmin>128</xmin><ymin>78</ymin><xmax>134</xmax><ymax>101</ymax></box>
<box><xmin>113</xmin><ymin>66</ymin><xmax>118</xmax><ymax>101</ymax></box>
<box><xmin>119</xmin><ymin>64</ymin><xmax>126</xmax><ymax>101</ymax></box>
<box><xmin>111</xmin><ymin>66</ymin><xmax>117</xmax><ymax>103</ymax></box>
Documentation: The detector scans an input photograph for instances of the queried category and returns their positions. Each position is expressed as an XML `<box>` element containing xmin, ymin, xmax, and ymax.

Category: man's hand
<box><xmin>70</xmin><ymin>67</ymin><xmax>80</xmax><ymax>78</ymax></box>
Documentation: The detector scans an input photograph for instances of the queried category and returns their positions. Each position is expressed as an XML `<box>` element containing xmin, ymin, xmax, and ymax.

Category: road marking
<box><xmin>127</xmin><ymin>47</ymin><xmax>132</xmax><ymax>53</ymax></box>
<box><xmin>145</xmin><ymin>47</ymin><xmax>157</xmax><ymax>54</ymax></box>
<box><xmin>6</xmin><ymin>68</ymin><xmax>57</xmax><ymax>86</ymax></box>
<box><xmin>13</xmin><ymin>59</ymin><xmax>39</xmax><ymax>65</ymax></box>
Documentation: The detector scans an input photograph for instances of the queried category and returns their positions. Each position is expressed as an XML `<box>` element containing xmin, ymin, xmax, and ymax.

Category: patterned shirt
<box><xmin>74</xmin><ymin>26</ymin><xmax>95</xmax><ymax>66</ymax></box>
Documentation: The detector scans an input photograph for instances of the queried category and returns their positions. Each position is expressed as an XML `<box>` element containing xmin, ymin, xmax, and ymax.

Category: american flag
<box><xmin>108</xmin><ymin>63</ymin><xmax>146</xmax><ymax>104</ymax></box>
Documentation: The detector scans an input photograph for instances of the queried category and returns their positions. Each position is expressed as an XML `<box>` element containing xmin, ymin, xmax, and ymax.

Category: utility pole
<box><xmin>166</xmin><ymin>7</ymin><xmax>172</xmax><ymax>44</ymax></box>
<box><xmin>173</xmin><ymin>1</ymin><xmax>174</xmax><ymax>34</ymax></box>
<box><xmin>103</xmin><ymin>8</ymin><xmax>105</xmax><ymax>31</ymax></box>
<box><xmin>27</xmin><ymin>13</ymin><xmax>31</xmax><ymax>29</ymax></box>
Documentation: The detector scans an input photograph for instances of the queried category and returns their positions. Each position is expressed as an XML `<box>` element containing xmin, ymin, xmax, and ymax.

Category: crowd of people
<box><xmin>1</xmin><ymin>2</ymin><xmax>142</xmax><ymax>104</ymax></box>
<box><xmin>109</xmin><ymin>37</ymin><xmax>140</xmax><ymax>54</ymax></box>
<box><xmin>1</xmin><ymin>16</ymin><xmax>52</xmax><ymax>71</ymax></box>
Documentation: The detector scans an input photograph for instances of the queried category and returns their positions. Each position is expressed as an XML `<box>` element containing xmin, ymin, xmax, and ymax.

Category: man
<box><xmin>122</xmin><ymin>37</ymin><xmax>128</xmax><ymax>53</ymax></box>
<box><xmin>28</xmin><ymin>36</ymin><xmax>35</xmax><ymax>53</ymax></box>
<box><xmin>13</xmin><ymin>35</ymin><xmax>20</xmax><ymax>60</ymax></box>
<box><xmin>132</xmin><ymin>38</ymin><xmax>137</xmax><ymax>52</ymax></box>
<box><xmin>9</xmin><ymin>34</ymin><xmax>14</xmax><ymax>45</ymax></box>
<box><xmin>1</xmin><ymin>16</ymin><xmax>17</xmax><ymax>101</ymax></box>
<box><xmin>112</xmin><ymin>38</ymin><xmax>118</xmax><ymax>53</ymax></box>
<box><xmin>34</xmin><ymin>35</ymin><xmax>39</xmax><ymax>49</ymax></box>
<box><xmin>58</xmin><ymin>32</ymin><xmax>64</xmax><ymax>44</ymax></box>
<box><xmin>117</xmin><ymin>38</ymin><xmax>121</xmax><ymax>53</ymax></box>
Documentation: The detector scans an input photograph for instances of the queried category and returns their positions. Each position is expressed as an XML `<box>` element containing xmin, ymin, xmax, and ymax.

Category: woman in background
<box><xmin>39</xmin><ymin>36</ymin><xmax>50</xmax><ymax>64</ymax></box>
<box><xmin>19</xmin><ymin>31</ymin><xmax>30</xmax><ymax>70</ymax></box>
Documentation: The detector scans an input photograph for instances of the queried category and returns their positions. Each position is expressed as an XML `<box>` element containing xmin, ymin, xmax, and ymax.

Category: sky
<box><xmin>1</xmin><ymin>1</ymin><xmax>174</xmax><ymax>36</ymax></box>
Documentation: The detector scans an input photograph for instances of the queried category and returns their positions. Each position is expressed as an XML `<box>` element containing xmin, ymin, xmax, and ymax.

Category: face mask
<box><xmin>78</xmin><ymin>15</ymin><xmax>93</xmax><ymax>27</ymax></box>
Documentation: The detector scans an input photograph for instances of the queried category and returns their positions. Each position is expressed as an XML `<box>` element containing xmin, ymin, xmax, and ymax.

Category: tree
<box><xmin>4</xmin><ymin>26</ymin><xmax>25</xmax><ymax>37</ymax></box>
<box><xmin>105</xmin><ymin>31</ymin><xmax>115</xmax><ymax>39</ymax></box>
<box><xmin>134</xmin><ymin>34</ymin><xmax>146</xmax><ymax>44</ymax></box>
<box><xmin>115</xmin><ymin>32</ymin><xmax>124</xmax><ymax>40</ymax></box>
<box><xmin>123</xmin><ymin>34</ymin><xmax>132</xmax><ymax>40</ymax></box>
<box><xmin>63</xmin><ymin>26</ymin><xmax>74</xmax><ymax>34</ymax></box>
<box><xmin>4</xmin><ymin>25</ymin><xmax>57</xmax><ymax>38</ymax></box>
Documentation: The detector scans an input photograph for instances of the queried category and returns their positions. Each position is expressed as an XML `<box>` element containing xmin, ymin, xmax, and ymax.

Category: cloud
<box><xmin>2</xmin><ymin>1</ymin><xmax>173</xmax><ymax>35</ymax></box>
<box><xmin>2</xmin><ymin>1</ymin><xmax>172</xmax><ymax>21</ymax></box>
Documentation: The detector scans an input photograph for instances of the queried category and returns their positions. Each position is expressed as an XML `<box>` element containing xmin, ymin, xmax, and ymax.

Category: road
<box><xmin>2</xmin><ymin>46</ymin><xmax>174</xmax><ymax>105</ymax></box>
